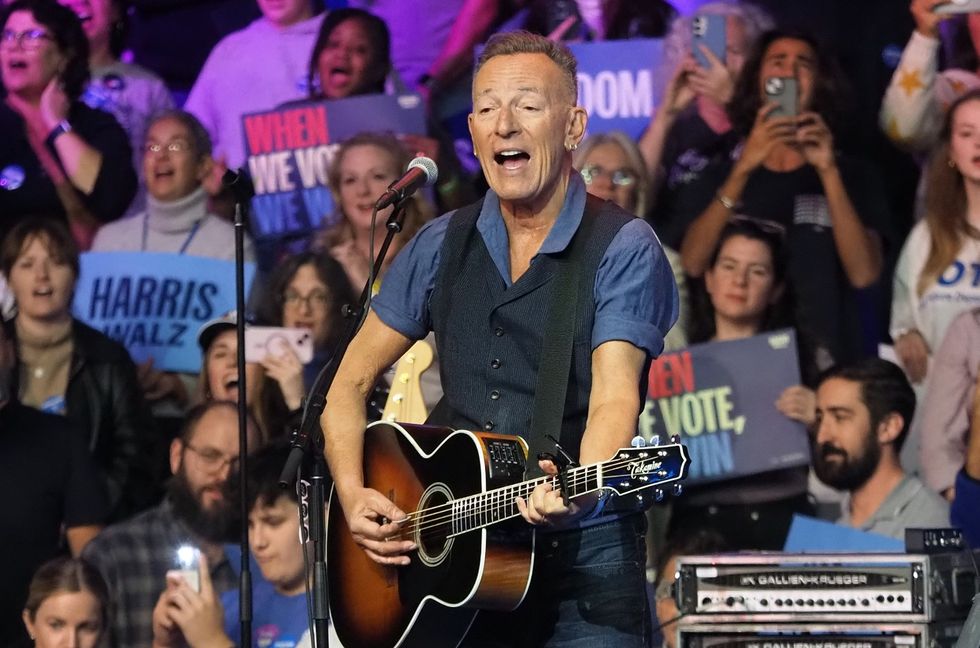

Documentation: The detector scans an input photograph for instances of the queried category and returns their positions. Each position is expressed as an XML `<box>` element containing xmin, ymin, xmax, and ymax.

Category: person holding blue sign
<box><xmin>668</xmin><ymin>219</ymin><xmax>818</xmax><ymax>551</ymax></box>
<box><xmin>1</xmin><ymin>217</ymin><xmax>153</xmax><ymax>520</ymax></box>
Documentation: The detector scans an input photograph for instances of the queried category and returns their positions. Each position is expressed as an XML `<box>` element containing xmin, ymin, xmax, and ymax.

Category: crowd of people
<box><xmin>2</xmin><ymin>0</ymin><xmax>980</xmax><ymax>646</ymax></box>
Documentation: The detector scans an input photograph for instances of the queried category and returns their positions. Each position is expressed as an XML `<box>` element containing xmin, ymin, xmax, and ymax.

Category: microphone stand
<box><xmin>223</xmin><ymin>170</ymin><xmax>254</xmax><ymax>648</ymax></box>
<box><xmin>279</xmin><ymin>196</ymin><xmax>413</xmax><ymax>648</ymax></box>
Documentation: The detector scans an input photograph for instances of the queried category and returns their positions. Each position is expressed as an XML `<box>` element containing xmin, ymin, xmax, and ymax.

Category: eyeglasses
<box><xmin>580</xmin><ymin>164</ymin><xmax>637</xmax><ymax>187</ymax></box>
<box><xmin>184</xmin><ymin>442</ymin><xmax>239</xmax><ymax>473</ymax></box>
<box><xmin>283</xmin><ymin>290</ymin><xmax>329</xmax><ymax>309</ymax></box>
<box><xmin>0</xmin><ymin>28</ymin><xmax>53</xmax><ymax>51</ymax></box>
<box><xmin>144</xmin><ymin>139</ymin><xmax>192</xmax><ymax>155</ymax></box>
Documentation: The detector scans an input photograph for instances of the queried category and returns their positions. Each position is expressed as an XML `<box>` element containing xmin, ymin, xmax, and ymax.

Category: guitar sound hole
<box><xmin>415</xmin><ymin>483</ymin><xmax>454</xmax><ymax>567</ymax></box>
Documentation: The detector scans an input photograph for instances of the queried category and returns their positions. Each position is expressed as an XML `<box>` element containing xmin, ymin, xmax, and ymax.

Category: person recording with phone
<box><xmin>82</xmin><ymin>401</ymin><xmax>261</xmax><ymax>648</ymax></box>
<box><xmin>679</xmin><ymin>28</ymin><xmax>890</xmax><ymax>364</ymax></box>
<box><xmin>0</xmin><ymin>0</ymin><xmax>136</xmax><ymax>249</ymax></box>
<box><xmin>638</xmin><ymin>1</ymin><xmax>773</xmax><ymax>248</ymax></box>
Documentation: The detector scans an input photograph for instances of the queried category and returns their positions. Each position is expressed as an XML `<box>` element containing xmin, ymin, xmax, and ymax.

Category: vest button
<box><xmin>490</xmin><ymin>390</ymin><xmax>500</xmax><ymax>400</ymax></box>
<box><xmin>490</xmin><ymin>358</ymin><xmax>501</xmax><ymax>369</ymax></box>
<box><xmin>494</xmin><ymin>326</ymin><xmax>504</xmax><ymax>337</ymax></box>
<box><xmin>484</xmin><ymin>420</ymin><xmax>495</xmax><ymax>431</ymax></box>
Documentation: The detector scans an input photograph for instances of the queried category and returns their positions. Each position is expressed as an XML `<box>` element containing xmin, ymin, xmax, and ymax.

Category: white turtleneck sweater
<box><xmin>91</xmin><ymin>186</ymin><xmax>255</xmax><ymax>261</ymax></box>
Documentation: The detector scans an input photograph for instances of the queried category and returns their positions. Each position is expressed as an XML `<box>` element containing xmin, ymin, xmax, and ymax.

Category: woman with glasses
<box><xmin>574</xmin><ymin>131</ymin><xmax>689</xmax><ymax>351</ymax></box>
<box><xmin>0</xmin><ymin>0</ymin><xmax>136</xmax><ymax>249</ymax></box>
<box><xmin>0</xmin><ymin>217</ymin><xmax>153</xmax><ymax>520</ymax></box>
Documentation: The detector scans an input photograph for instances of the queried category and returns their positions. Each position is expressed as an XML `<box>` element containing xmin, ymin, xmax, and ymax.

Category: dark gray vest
<box><xmin>428</xmin><ymin>195</ymin><xmax>634</xmax><ymax>462</ymax></box>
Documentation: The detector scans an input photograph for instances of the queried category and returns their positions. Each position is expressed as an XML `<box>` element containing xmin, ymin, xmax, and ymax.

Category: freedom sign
<box><xmin>73</xmin><ymin>252</ymin><xmax>256</xmax><ymax>373</ymax></box>
<box><xmin>638</xmin><ymin>329</ymin><xmax>810</xmax><ymax>486</ymax></box>
<box><xmin>568</xmin><ymin>38</ymin><xmax>663</xmax><ymax>139</ymax></box>
<box><xmin>242</xmin><ymin>93</ymin><xmax>426</xmax><ymax>242</ymax></box>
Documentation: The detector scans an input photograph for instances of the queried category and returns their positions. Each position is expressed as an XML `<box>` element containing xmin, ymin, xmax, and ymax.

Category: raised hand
<box><xmin>39</xmin><ymin>77</ymin><xmax>69</xmax><ymax>131</ymax></box>
<box><xmin>689</xmin><ymin>46</ymin><xmax>736</xmax><ymax>105</ymax></box>
<box><xmin>796</xmin><ymin>111</ymin><xmax>837</xmax><ymax>172</ymax></box>
<box><xmin>734</xmin><ymin>102</ymin><xmax>797</xmax><ymax>174</ymax></box>
<box><xmin>260</xmin><ymin>345</ymin><xmax>305</xmax><ymax>410</ymax></box>
<box><xmin>776</xmin><ymin>385</ymin><xmax>817</xmax><ymax>426</ymax></box>
<box><xmin>911</xmin><ymin>0</ymin><xmax>952</xmax><ymax>38</ymax></box>
<box><xmin>895</xmin><ymin>329</ymin><xmax>930</xmax><ymax>384</ymax></box>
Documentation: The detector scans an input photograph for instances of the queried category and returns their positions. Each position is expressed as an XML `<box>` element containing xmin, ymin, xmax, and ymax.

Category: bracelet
<box><xmin>715</xmin><ymin>192</ymin><xmax>736</xmax><ymax>210</ymax></box>
<box><xmin>45</xmin><ymin>119</ymin><xmax>72</xmax><ymax>148</ymax></box>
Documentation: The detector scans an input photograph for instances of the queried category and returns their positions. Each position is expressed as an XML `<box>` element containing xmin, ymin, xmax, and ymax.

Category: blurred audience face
<box><xmin>8</xmin><ymin>234</ymin><xmax>75</xmax><ymax>323</ymax></box>
<box><xmin>282</xmin><ymin>263</ymin><xmax>331</xmax><ymax>349</ymax></box>
<box><xmin>469</xmin><ymin>53</ymin><xmax>583</xmax><ymax>209</ymax></box>
<box><xmin>337</xmin><ymin>142</ymin><xmax>400</xmax><ymax>230</ymax></box>
<box><xmin>317</xmin><ymin>17</ymin><xmax>383</xmax><ymax>100</ymax></box>
<box><xmin>168</xmin><ymin>405</ymin><xmax>257</xmax><ymax>542</ymax></box>
<box><xmin>758</xmin><ymin>37</ymin><xmax>816</xmax><ymax>112</ymax></box>
<box><xmin>812</xmin><ymin>377</ymin><xmax>881</xmax><ymax>491</ymax></box>
<box><xmin>57</xmin><ymin>0</ymin><xmax>112</xmax><ymax>46</ymax></box>
<box><xmin>204</xmin><ymin>329</ymin><xmax>263</xmax><ymax>405</ymax></box>
<box><xmin>23</xmin><ymin>590</ymin><xmax>102</xmax><ymax>648</ymax></box>
<box><xmin>1</xmin><ymin>10</ymin><xmax>66</xmax><ymax>98</ymax></box>
<box><xmin>579</xmin><ymin>141</ymin><xmax>637</xmax><ymax>213</ymax></box>
<box><xmin>257</xmin><ymin>0</ymin><xmax>313</xmax><ymax>28</ymax></box>
<box><xmin>724</xmin><ymin>16</ymin><xmax>748</xmax><ymax>72</ymax></box>
<box><xmin>704</xmin><ymin>234</ymin><xmax>778</xmax><ymax>331</ymax></box>
<box><xmin>250</xmin><ymin>495</ymin><xmax>305</xmax><ymax>595</ymax></box>
<box><xmin>143</xmin><ymin>116</ymin><xmax>208</xmax><ymax>202</ymax></box>
<box><xmin>948</xmin><ymin>98</ymin><xmax>980</xmax><ymax>185</ymax></box>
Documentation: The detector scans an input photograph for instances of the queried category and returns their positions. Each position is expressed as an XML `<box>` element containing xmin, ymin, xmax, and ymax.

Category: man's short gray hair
<box><xmin>475</xmin><ymin>30</ymin><xmax>578</xmax><ymax>102</ymax></box>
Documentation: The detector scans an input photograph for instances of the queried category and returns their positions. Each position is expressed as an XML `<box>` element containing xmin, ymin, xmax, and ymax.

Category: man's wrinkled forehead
<box><xmin>472</xmin><ymin>53</ymin><xmax>577</xmax><ymax>104</ymax></box>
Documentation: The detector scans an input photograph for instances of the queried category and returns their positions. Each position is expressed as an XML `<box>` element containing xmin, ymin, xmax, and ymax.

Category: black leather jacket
<box><xmin>14</xmin><ymin>319</ymin><xmax>155</xmax><ymax>520</ymax></box>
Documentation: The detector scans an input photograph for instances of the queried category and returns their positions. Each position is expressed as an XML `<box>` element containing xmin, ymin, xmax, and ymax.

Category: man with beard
<box><xmin>812</xmin><ymin>358</ymin><xmax>948</xmax><ymax>540</ymax></box>
<box><xmin>82</xmin><ymin>400</ymin><xmax>260</xmax><ymax>648</ymax></box>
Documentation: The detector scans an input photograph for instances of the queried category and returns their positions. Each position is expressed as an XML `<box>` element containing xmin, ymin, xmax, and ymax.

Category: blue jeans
<box><xmin>462</xmin><ymin>514</ymin><xmax>650</xmax><ymax>647</ymax></box>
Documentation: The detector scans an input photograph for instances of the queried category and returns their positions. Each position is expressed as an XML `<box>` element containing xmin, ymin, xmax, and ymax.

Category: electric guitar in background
<box><xmin>327</xmin><ymin>421</ymin><xmax>690</xmax><ymax>648</ymax></box>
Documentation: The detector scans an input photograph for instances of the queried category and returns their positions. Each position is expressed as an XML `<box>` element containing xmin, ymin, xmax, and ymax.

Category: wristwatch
<box><xmin>45</xmin><ymin>119</ymin><xmax>72</xmax><ymax>148</ymax></box>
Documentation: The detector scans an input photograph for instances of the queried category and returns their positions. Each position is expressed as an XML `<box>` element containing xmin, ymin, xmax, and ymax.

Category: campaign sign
<box><xmin>569</xmin><ymin>38</ymin><xmax>663</xmax><ymax>139</ymax></box>
<box><xmin>242</xmin><ymin>93</ymin><xmax>426</xmax><ymax>242</ymax></box>
<box><xmin>73</xmin><ymin>252</ymin><xmax>256</xmax><ymax>373</ymax></box>
<box><xmin>638</xmin><ymin>328</ymin><xmax>809</xmax><ymax>486</ymax></box>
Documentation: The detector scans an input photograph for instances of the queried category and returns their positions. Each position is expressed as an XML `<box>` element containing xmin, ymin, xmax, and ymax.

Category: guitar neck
<box><xmin>447</xmin><ymin>464</ymin><xmax>600</xmax><ymax>537</ymax></box>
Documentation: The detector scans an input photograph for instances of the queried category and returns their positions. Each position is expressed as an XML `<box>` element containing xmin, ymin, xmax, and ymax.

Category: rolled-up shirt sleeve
<box><xmin>593</xmin><ymin>218</ymin><xmax>679</xmax><ymax>357</ymax></box>
<box><xmin>372</xmin><ymin>214</ymin><xmax>452</xmax><ymax>340</ymax></box>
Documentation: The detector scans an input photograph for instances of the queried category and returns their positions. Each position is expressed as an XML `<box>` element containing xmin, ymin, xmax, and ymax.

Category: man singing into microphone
<box><xmin>321</xmin><ymin>30</ymin><xmax>678</xmax><ymax>646</ymax></box>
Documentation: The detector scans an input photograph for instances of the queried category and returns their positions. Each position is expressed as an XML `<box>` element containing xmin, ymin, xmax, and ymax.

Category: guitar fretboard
<box><xmin>449</xmin><ymin>464</ymin><xmax>601</xmax><ymax>536</ymax></box>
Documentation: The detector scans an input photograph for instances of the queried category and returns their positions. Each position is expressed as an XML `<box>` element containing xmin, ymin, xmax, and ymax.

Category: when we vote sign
<box><xmin>568</xmin><ymin>39</ymin><xmax>663</xmax><ymax>138</ymax></box>
<box><xmin>639</xmin><ymin>329</ymin><xmax>809</xmax><ymax>486</ymax></box>
<box><xmin>73</xmin><ymin>253</ymin><xmax>256</xmax><ymax>373</ymax></box>
<box><xmin>242</xmin><ymin>93</ymin><xmax>426</xmax><ymax>242</ymax></box>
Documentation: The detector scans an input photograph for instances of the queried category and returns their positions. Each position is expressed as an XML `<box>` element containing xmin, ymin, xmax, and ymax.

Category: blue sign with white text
<box><xmin>639</xmin><ymin>329</ymin><xmax>809</xmax><ymax>486</ymax></box>
<box><xmin>73</xmin><ymin>252</ymin><xmax>256</xmax><ymax>373</ymax></box>
<box><xmin>568</xmin><ymin>39</ymin><xmax>663</xmax><ymax>138</ymax></box>
<box><xmin>242</xmin><ymin>93</ymin><xmax>427</xmax><ymax>242</ymax></box>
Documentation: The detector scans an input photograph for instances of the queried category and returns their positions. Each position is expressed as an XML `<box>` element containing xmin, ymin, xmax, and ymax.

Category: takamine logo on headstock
<box><xmin>628</xmin><ymin>458</ymin><xmax>663</xmax><ymax>479</ymax></box>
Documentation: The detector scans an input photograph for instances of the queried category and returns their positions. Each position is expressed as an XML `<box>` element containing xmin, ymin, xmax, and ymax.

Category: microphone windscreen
<box><xmin>406</xmin><ymin>156</ymin><xmax>439</xmax><ymax>186</ymax></box>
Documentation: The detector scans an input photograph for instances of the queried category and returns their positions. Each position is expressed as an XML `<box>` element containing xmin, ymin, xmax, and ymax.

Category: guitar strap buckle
<box><xmin>537</xmin><ymin>435</ymin><xmax>578</xmax><ymax>507</ymax></box>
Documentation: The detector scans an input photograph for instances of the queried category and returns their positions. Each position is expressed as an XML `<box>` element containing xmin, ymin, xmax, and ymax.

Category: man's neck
<box><xmin>848</xmin><ymin>459</ymin><xmax>905</xmax><ymax>528</ymax></box>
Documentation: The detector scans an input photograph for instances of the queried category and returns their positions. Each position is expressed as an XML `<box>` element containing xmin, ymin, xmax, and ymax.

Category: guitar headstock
<box><xmin>598</xmin><ymin>435</ymin><xmax>690</xmax><ymax>500</ymax></box>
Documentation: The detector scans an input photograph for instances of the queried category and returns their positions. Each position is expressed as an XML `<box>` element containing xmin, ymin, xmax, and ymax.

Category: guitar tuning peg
<box><xmin>650</xmin><ymin>434</ymin><xmax>661</xmax><ymax>447</ymax></box>
<box><xmin>672</xmin><ymin>483</ymin><xmax>684</xmax><ymax>497</ymax></box>
<box><xmin>630</xmin><ymin>435</ymin><xmax>646</xmax><ymax>448</ymax></box>
<box><xmin>654</xmin><ymin>488</ymin><xmax>665</xmax><ymax>502</ymax></box>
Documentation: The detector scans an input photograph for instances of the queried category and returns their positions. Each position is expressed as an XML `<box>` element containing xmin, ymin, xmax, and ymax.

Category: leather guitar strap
<box><xmin>523</xmin><ymin>195</ymin><xmax>602</xmax><ymax>478</ymax></box>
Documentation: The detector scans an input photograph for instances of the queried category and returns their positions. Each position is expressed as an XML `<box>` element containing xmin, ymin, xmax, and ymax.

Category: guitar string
<box><xmin>379</xmin><ymin>454</ymin><xmax>679</xmax><ymax>542</ymax></box>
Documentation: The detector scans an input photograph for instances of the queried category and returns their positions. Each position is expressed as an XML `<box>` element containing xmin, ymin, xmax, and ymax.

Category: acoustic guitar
<box><xmin>327</xmin><ymin>421</ymin><xmax>690</xmax><ymax>648</ymax></box>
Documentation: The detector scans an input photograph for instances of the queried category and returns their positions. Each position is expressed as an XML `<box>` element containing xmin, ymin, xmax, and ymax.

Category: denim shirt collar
<box><xmin>475</xmin><ymin>171</ymin><xmax>587</xmax><ymax>287</ymax></box>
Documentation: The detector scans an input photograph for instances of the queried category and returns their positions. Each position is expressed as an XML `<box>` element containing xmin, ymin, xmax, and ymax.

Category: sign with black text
<box><xmin>73</xmin><ymin>252</ymin><xmax>255</xmax><ymax>373</ymax></box>
<box><xmin>242</xmin><ymin>93</ymin><xmax>426</xmax><ymax>242</ymax></box>
<box><xmin>638</xmin><ymin>329</ymin><xmax>809</xmax><ymax>485</ymax></box>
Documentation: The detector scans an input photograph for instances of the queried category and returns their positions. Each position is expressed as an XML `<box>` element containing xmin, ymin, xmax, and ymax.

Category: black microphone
<box><xmin>222</xmin><ymin>167</ymin><xmax>255</xmax><ymax>202</ymax></box>
<box><xmin>375</xmin><ymin>156</ymin><xmax>438</xmax><ymax>209</ymax></box>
